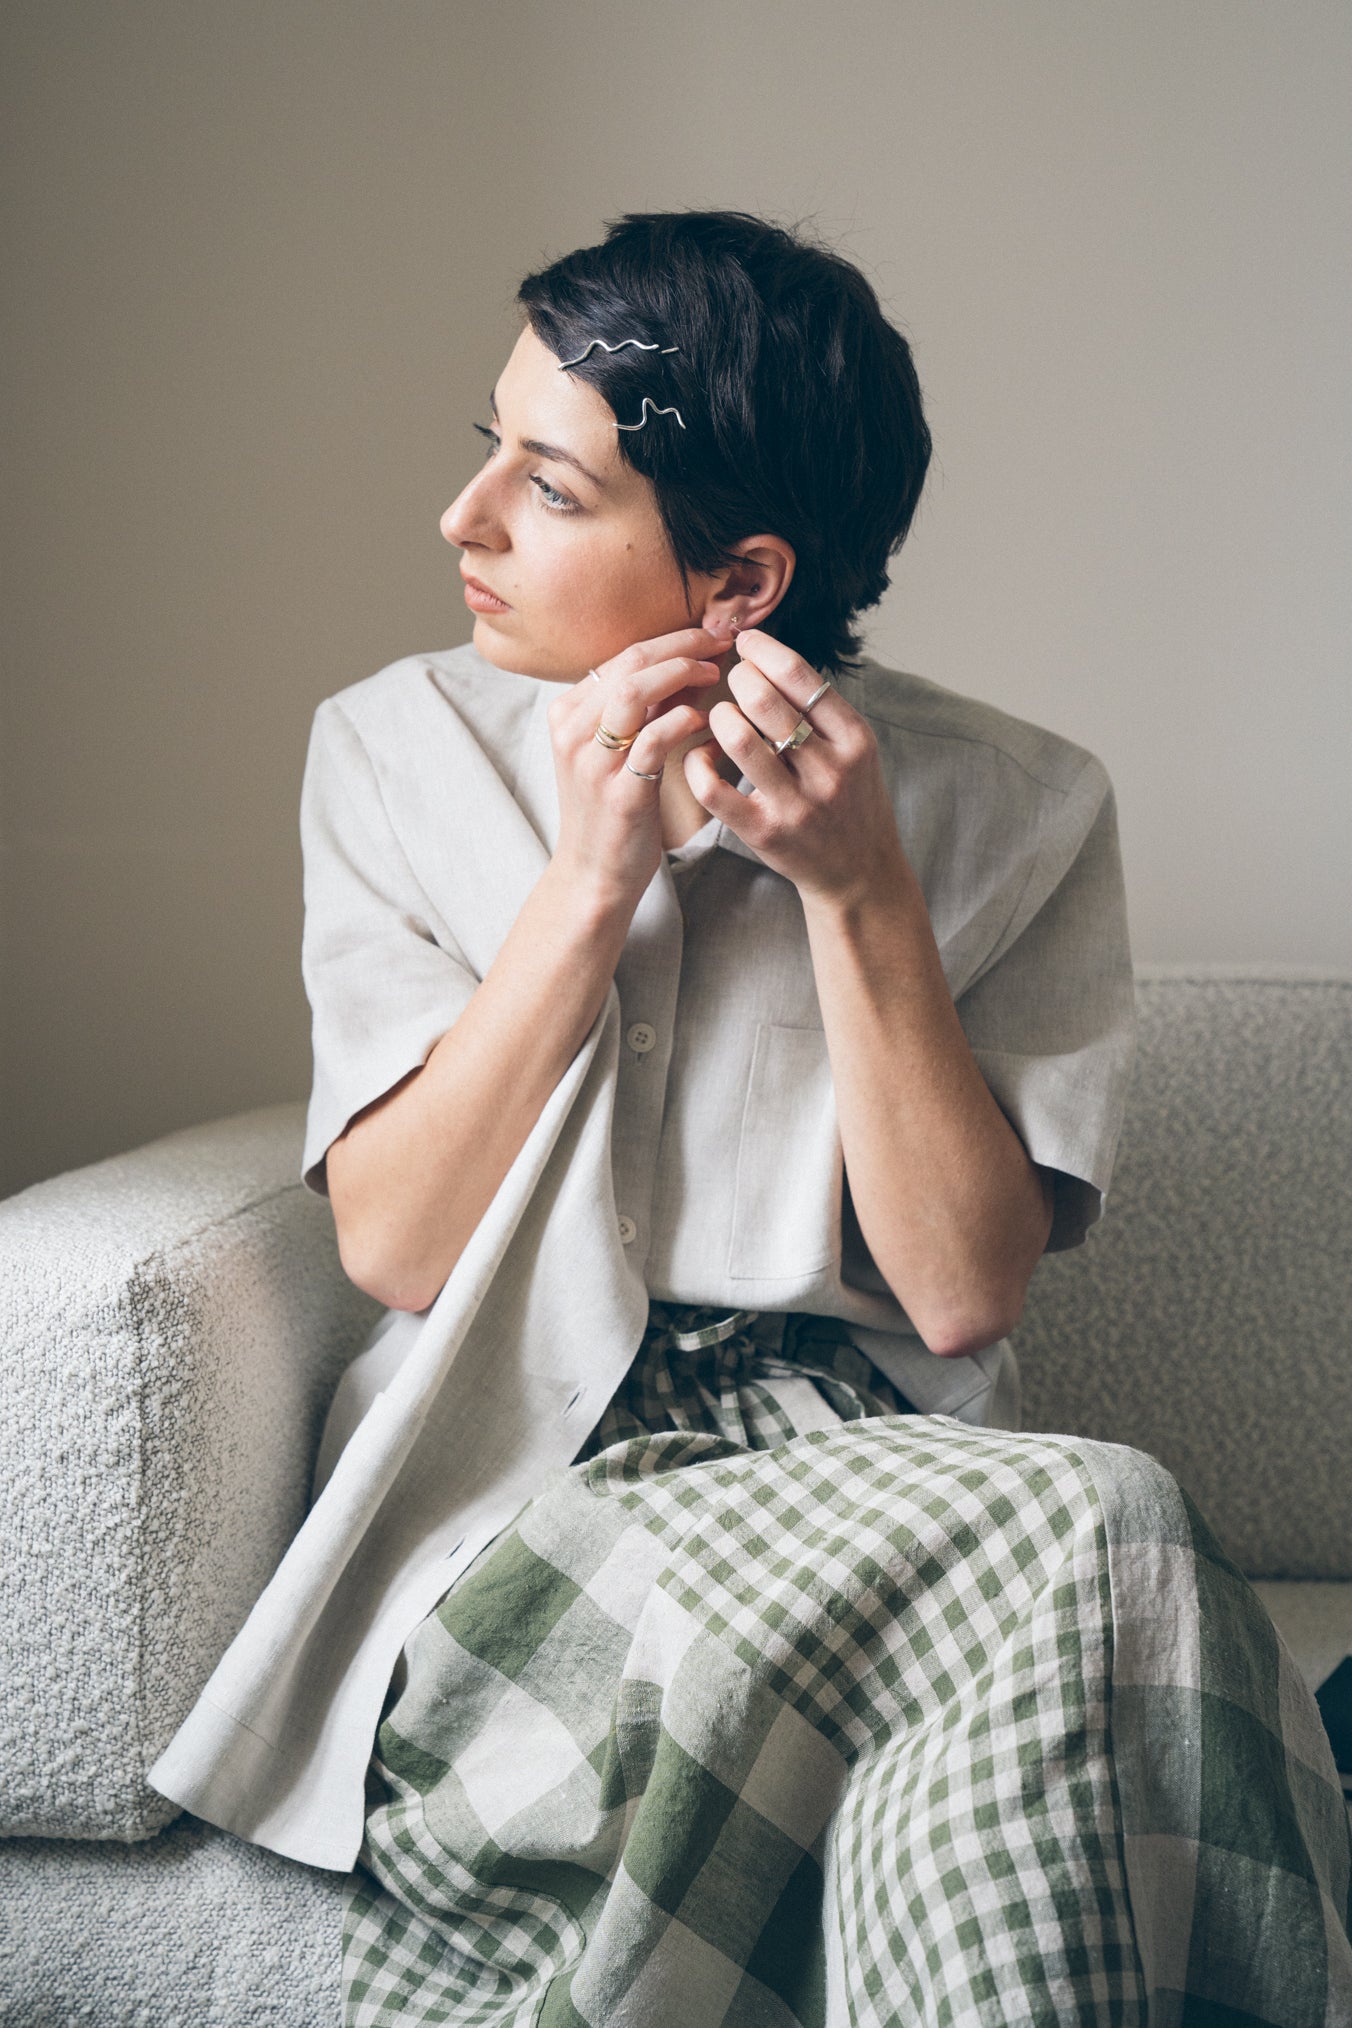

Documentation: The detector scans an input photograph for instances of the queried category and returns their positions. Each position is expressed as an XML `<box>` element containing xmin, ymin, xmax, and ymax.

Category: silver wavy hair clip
<box><xmin>557</xmin><ymin>336</ymin><xmax>685</xmax><ymax>431</ymax></box>
<box><xmin>556</xmin><ymin>337</ymin><xmax>680</xmax><ymax>368</ymax></box>
<box><xmin>616</xmin><ymin>397</ymin><xmax>686</xmax><ymax>432</ymax></box>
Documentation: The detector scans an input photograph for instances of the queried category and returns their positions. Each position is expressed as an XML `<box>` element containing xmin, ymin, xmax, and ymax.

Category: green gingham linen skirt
<box><xmin>342</xmin><ymin>1301</ymin><xmax>1352</xmax><ymax>2026</ymax></box>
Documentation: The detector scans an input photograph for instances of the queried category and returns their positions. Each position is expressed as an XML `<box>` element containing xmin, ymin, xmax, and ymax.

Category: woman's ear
<box><xmin>702</xmin><ymin>536</ymin><xmax>795</xmax><ymax>637</ymax></box>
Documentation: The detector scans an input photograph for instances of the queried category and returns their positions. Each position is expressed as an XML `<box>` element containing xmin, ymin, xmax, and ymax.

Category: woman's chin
<box><xmin>471</xmin><ymin>613</ymin><xmax>512</xmax><ymax>644</ymax></box>
<box><xmin>470</xmin><ymin>622</ymin><xmax>534</xmax><ymax>671</ymax></box>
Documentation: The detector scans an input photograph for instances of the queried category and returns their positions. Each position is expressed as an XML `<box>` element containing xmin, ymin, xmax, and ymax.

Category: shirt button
<box><xmin>626</xmin><ymin>1022</ymin><xmax>657</xmax><ymax>1054</ymax></box>
<box><xmin>617</xmin><ymin>1214</ymin><xmax>638</xmax><ymax>1245</ymax></box>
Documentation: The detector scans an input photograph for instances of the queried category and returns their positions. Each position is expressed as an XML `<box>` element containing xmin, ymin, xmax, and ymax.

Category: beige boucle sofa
<box><xmin>1</xmin><ymin>966</ymin><xmax>1349</xmax><ymax>2023</ymax></box>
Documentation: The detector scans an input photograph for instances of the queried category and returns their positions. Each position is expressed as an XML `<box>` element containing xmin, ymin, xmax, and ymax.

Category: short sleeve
<box><xmin>956</xmin><ymin>763</ymin><xmax>1137</xmax><ymax>1252</ymax></box>
<box><xmin>299</xmin><ymin>699</ymin><xmax>481</xmax><ymax>1197</ymax></box>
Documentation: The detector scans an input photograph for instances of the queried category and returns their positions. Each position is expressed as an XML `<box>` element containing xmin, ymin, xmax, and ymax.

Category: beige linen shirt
<box><xmin>149</xmin><ymin>641</ymin><xmax>1136</xmax><ymax>1872</ymax></box>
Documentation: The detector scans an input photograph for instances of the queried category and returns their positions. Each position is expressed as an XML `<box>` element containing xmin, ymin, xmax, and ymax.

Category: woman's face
<box><xmin>441</xmin><ymin>325</ymin><xmax>719</xmax><ymax>687</ymax></box>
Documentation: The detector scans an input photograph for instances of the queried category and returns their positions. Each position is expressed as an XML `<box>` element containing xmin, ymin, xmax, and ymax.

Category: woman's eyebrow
<box><xmin>488</xmin><ymin>387</ymin><xmax>607</xmax><ymax>489</ymax></box>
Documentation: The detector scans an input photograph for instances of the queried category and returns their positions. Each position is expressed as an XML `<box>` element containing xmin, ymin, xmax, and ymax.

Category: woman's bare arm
<box><xmin>800</xmin><ymin>866</ymin><xmax>1055</xmax><ymax>1357</ymax></box>
<box><xmin>326</xmin><ymin>856</ymin><xmax>632</xmax><ymax>1312</ymax></box>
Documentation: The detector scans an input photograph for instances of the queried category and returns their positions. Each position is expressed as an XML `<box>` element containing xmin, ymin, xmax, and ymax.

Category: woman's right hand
<box><xmin>546</xmin><ymin>625</ymin><xmax>728</xmax><ymax>908</ymax></box>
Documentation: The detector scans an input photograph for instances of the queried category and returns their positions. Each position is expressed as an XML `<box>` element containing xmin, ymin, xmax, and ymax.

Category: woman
<box><xmin>151</xmin><ymin>210</ymin><xmax>1351</xmax><ymax>2024</ymax></box>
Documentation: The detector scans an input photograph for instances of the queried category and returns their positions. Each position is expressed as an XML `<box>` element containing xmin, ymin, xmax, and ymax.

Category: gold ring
<box><xmin>770</xmin><ymin>717</ymin><xmax>814</xmax><ymax>757</ymax></box>
<box><xmin>594</xmin><ymin>720</ymin><xmax>637</xmax><ymax>751</ymax></box>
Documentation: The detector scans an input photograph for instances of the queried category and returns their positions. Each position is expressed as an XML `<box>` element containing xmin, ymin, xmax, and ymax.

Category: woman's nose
<box><xmin>440</xmin><ymin>472</ymin><xmax>502</xmax><ymax>549</ymax></box>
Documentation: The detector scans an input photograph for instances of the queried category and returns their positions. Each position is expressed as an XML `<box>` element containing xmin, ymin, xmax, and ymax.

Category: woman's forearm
<box><xmin>800</xmin><ymin>846</ymin><xmax>1053</xmax><ymax>1357</ymax></box>
<box><xmin>326</xmin><ymin>858</ymin><xmax>633</xmax><ymax>1312</ymax></box>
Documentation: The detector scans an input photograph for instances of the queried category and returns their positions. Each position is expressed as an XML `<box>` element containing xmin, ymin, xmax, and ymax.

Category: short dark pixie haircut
<box><xmin>516</xmin><ymin>209</ymin><xmax>932</xmax><ymax>675</ymax></box>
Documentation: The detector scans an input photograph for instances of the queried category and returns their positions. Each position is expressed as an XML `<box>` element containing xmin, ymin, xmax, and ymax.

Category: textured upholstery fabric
<box><xmin>0</xmin><ymin>1815</ymin><xmax>345</xmax><ymax>2023</ymax></box>
<box><xmin>1018</xmin><ymin>969</ymin><xmax>1352</xmax><ymax>1577</ymax></box>
<box><xmin>0</xmin><ymin>1104</ymin><xmax>381</xmax><ymax>1842</ymax></box>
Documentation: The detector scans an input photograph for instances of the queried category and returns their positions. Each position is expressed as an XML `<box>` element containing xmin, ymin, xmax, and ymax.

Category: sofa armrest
<box><xmin>0</xmin><ymin>1103</ymin><xmax>382</xmax><ymax>1841</ymax></box>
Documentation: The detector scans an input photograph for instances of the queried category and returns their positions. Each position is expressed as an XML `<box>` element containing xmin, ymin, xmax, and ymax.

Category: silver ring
<box><xmin>803</xmin><ymin>678</ymin><xmax>833</xmax><ymax>711</ymax></box>
<box><xmin>589</xmin><ymin>668</ymin><xmax>602</xmax><ymax>684</ymax></box>
<box><xmin>624</xmin><ymin>757</ymin><xmax>663</xmax><ymax>781</ymax></box>
<box><xmin>770</xmin><ymin>717</ymin><xmax>815</xmax><ymax>757</ymax></box>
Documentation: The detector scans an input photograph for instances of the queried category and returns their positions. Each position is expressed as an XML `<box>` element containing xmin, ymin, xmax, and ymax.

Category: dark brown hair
<box><xmin>516</xmin><ymin>208</ymin><xmax>932</xmax><ymax>674</ymax></box>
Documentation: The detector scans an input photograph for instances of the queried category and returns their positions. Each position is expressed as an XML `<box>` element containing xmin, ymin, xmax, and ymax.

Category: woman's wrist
<box><xmin>540</xmin><ymin>849</ymin><xmax>643</xmax><ymax>941</ymax></box>
<box><xmin>796</xmin><ymin>837</ymin><xmax>929</xmax><ymax>941</ymax></box>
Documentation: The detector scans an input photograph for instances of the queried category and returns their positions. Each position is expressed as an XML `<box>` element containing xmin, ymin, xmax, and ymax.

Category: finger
<box><xmin>613</xmin><ymin>704</ymin><xmax>712</xmax><ymax>781</ymax></box>
<box><xmin>580</xmin><ymin>655</ymin><xmax>720</xmax><ymax>741</ymax></box>
<box><xmin>683</xmin><ymin>736</ymin><xmax>760</xmax><ymax>828</ymax></box>
<box><xmin>726</xmin><ymin>660</ymin><xmax>827</xmax><ymax>772</ymax></box>
<box><xmin>706</xmin><ymin>697</ymin><xmax>803</xmax><ymax>802</ymax></box>
<box><xmin>610</xmin><ymin>624</ymin><xmax>733</xmax><ymax>676</ymax></box>
<box><xmin>732</xmin><ymin>630</ymin><xmax>847</xmax><ymax>733</ymax></box>
<box><xmin>576</xmin><ymin>625</ymin><xmax>728</xmax><ymax>704</ymax></box>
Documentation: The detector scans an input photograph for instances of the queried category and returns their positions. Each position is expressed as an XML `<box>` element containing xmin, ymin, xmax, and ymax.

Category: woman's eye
<box><xmin>531</xmin><ymin>475</ymin><xmax>577</xmax><ymax>513</ymax></box>
<box><xmin>470</xmin><ymin>423</ymin><xmax>578</xmax><ymax>514</ymax></box>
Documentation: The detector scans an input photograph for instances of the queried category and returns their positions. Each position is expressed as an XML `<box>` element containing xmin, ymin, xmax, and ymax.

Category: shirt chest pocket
<box><xmin>727</xmin><ymin>1022</ymin><xmax>843</xmax><ymax>1281</ymax></box>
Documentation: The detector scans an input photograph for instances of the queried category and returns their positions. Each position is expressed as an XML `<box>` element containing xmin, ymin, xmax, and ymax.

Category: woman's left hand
<box><xmin>682</xmin><ymin>630</ymin><xmax>911</xmax><ymax>910</ymax></box>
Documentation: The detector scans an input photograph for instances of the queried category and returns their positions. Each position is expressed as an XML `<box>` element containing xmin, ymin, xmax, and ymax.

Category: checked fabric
<box><xmin>341</xmin><ymin>1302</ymin><xmax>1352</xmax><ymax>2025</ymax></box>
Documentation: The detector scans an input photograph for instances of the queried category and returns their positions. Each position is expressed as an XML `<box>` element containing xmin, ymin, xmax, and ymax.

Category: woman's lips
<box><xmin>462</xmin><ymin>577</ymin><xmax>511</xmax><ymax>613</ymax></box>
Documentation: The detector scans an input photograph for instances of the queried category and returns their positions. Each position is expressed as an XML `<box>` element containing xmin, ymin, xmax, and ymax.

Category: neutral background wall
<box><xmin>3</xmin><ymin>0</ymin><xmax>1349</xmax><ymax>1198</ymax></box>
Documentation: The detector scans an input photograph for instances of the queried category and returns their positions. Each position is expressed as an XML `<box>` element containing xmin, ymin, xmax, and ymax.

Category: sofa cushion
<box><xmin>0</xmin><ymin>1814</ymin><xmax>346</xmax><ymax>2022</ymax></box>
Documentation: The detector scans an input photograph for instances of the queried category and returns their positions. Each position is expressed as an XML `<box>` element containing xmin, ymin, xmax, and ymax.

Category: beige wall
<box><xmin>4</xmin><ymin>0</ymin><xmax>1349</xmax><ymax>1197</ymax></box>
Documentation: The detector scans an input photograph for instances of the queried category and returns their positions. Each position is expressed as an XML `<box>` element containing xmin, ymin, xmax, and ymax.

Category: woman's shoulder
<box><xmin>843</xmin><ymin>656</ymin><xmax>1110</xmax><ymax>807</ymax></box>
<box><xmin>314</xmin><ymin>643</ymin><xmax>541</xmax><ymax>773</ymax></box>
<box><xmin>842</xmin><ymin>660</ymin><xmax>1120</xmax><ymax>972</ymax></box>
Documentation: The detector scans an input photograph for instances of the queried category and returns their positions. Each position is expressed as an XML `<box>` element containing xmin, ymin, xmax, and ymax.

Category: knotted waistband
<box><xmin>644</xmin><ymin>1300</ymin><xmax>788</xmax><ymax>1358</ymax></box>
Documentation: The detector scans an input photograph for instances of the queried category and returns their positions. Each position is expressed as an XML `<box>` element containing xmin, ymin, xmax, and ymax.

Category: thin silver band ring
<box><xmin>768</xmin><ymin>677</ymin><xmax>834</xmax><ymax>756</ymax></box>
